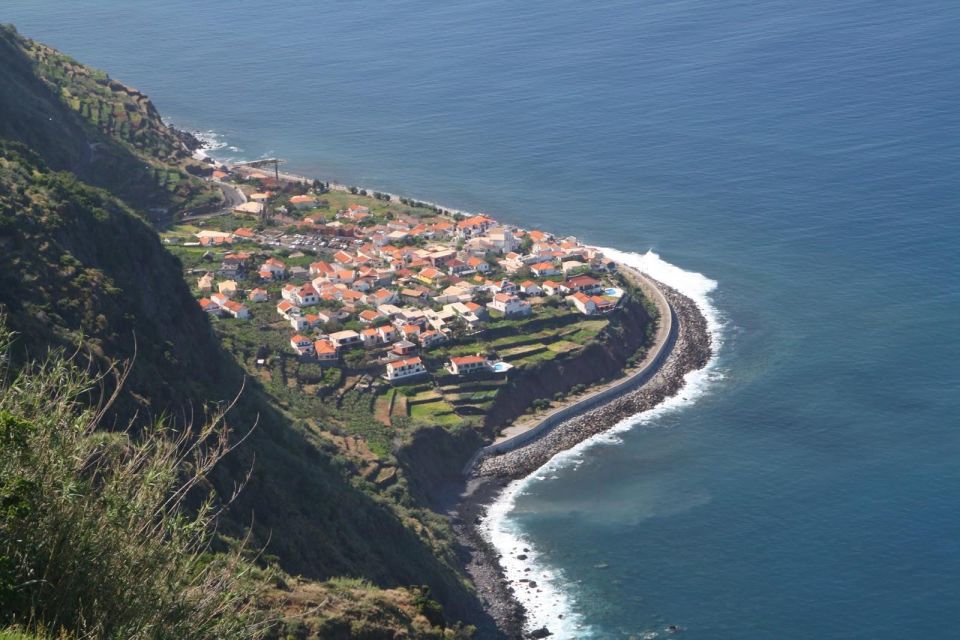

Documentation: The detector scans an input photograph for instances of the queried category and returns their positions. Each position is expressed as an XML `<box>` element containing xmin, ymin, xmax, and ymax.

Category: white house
<box><xmin>488</xmin><ymin>293</ymin><xmax>531</xmax><ymax>317</ymax></box>
<box><xmin>259</xmin><ymin>258</ymin><xmax>286</xmax><ymax>279</ymax></box>
<box><xmin>234</xmin><ymin>201</ymin><xmax>264</xmax><ymax>216</ymax></box>
<box><xmin>314</xmin><ymin>339</ymin><xmax>339</xmax><ymax>362</ymax></box>
<box><xmin>294</xmin><ymin>284</ymin><xmax>320</xmax><ymax>307</ymax></box>
<box><xmin>466</xmin><ymin>257</ymin><xmax>490</xmax><ymax>273</ymax></box>
<box><xmin>328</xmin><ymin>330</ymin><xmax>362</xmax><ymax>349</ymax></box>
<box><xmin>198</xmin><ymin>298</ymin><xmax>221</xmax><ymax>316</ymax></box>
<box><xmin>377</xmin><ymin>325</ymin><xmax>399</xmax><ymax>343</ymax></box>
<box><xmin>385</xmin><ymin>356</ymin><xmax>428</xmax><ymax>382</ymax></box>
<box><xmin>567</xmin><ymin>292</ymin><xmax>597</xmax><ymax>315</ymax></box>
<box><xmin>419</xmin><ymin>330</ymin><xmax>446</xmax><ymax>349</ymax></box>
<box><xmin>217</xmin><ymin>280</ymin><xmax>239</xmax><ymax>297</ymax></box>
<box><xmin>359</xmin><ymin>328</ymin><xmax>380</xmax><ymax>347</ymax></box>
<box><xmin>290</xmin><ymin>194</ymin><xmax>318</xmax><ymax>209</ymax></box>
<box><xmin>290</xmin><ymin>334</ymin><xmax>313</xmax><ymax>356</ymax></box>
<box><xmin>519</xmin><ymin>281</ymin><xmax>543</xmax><ymax>297</ymax></box>
<box><xmin>565</xmin><ymin>274</ymin><xmax>603</xmax><ymax>294</ymax></box>
<box><xmin>541</xmin><ymin>280</ymin><xmax>567</xmax><ymax>296</ymax></box>
<box><xmin>531</xmin><ymin>261</ymin><xmax>560</xmax><ymax>278</ymax></box>
<box><xmin>247</xmin><ymin>287</ymin><xmax>269</xmax><ymax>302</ymax></box>
<box><xmin>221</xmin><ymin>300</ymin><xmax>250</xmax><ymax>319</ymax></box>
<box><xmin>483</xmin><ymin>227</ymin><xmax>517</xmax><ymax>253</ymax></box>
<box><xmin>444</xmin><ymin>302</ymin><xmax>482</xmax><ymax>327</ymax></box>
<box><xmin>276</xmin><ymin>300</ymin><xmax>300</xmax><ymax>319</ymax></box>
<box><xmin>447</xmin><ymin>355</ymin><xmax>491</xmax><ymax>376</ymax></box>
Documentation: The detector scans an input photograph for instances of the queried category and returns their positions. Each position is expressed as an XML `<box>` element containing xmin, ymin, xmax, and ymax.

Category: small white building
<box><xmin>290</xmin><ymin>334</ymin><xmax>313</xmax><ymax>356</ymax></box>
<box><xmin>519</xmin><ymin>281</ymin><xmax>543</xmax><ymax>297</ymax></box>
<box><xmin>385</xmin><ymin>356</ymin><xmax>428</xmax><ymax>382</ymax></box>
<box><xmin>329</xmin><ymin>330</ymin><xmax>362</xmax><ymax>349</ymax></box>
<box><xmin>359</xmin><ymin>328</ymin><xmax>380</xmax><ymax>347</ymax></box>
<box><xmin>314</xmin><ymin>339</ymin><xmax>339</xmax><ymax>362</ymax></box>
<box><xmin>247</xmin><ymin>288</ymin><xmax>269</xmax><ymax>302</ymax></box>
<box><xmin>221</xmin><ymin>300</ymin><xmax>249</xmax><ymax>319</ymax></box>
<box><xmin>218</xmin><ymin>280</ymin><xmax>239</xmax><ymax>297</ymax></box>
<box><xmin>487</xmin><ymin>293</ymin><xmax>531</xmax><ymax>317</ymax></box>
<box><xmin>197</xmin><ymin>273</ymin><xmax>214</xmax><ymax>291</ymax></box>
<box><xmin>567</xmin><ymin>292</ymin><xmax>597</xmax><ymax>315</ymax></box>
<box><xmin>447</xmin><ymin>355</ymin><xmax>491</xmax><ymax>376</ymax></box>
<box><xmin>419</xmin><ymin>330</ymin><xmax>446</xmax><ymax>349</ymax></box>
<box><xmin>234</xmin><ymin>201</ymin><xmax>264</xmax><ymax>216</ymax></box>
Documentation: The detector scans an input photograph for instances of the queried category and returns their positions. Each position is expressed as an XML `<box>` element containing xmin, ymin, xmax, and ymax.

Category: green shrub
<box><xmin>0</xmin><ymin>328</ymin><xmax>266</xmax><ymax>639</ymax></box>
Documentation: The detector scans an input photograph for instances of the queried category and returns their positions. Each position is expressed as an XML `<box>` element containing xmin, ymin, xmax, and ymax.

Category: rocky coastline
<box><xmin>452</xmin><ymin>281</ymin><xmax>713</xmax><ymax>639</ymax></box>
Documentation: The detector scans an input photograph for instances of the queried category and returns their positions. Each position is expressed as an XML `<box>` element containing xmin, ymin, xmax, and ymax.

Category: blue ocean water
<box><xmin>6</xmin><ymin>1</ymin><xmax>959</xmax><ymax>637</ymax></box>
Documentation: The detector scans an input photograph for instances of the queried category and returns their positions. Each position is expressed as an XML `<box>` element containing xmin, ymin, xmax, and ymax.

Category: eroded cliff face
<box><xmin>483</xmin><ymin>294</ymin><xmax>655</xmax><ymax>431</ymax></box>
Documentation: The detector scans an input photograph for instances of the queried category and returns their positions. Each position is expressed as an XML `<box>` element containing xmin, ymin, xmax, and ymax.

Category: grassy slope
<box><xmin>0</xmin><ymin>24</ymin><xmax>221</xmax><ymax>220</ymax></box>
<box><xmin>0</xmin><ymin>28</ymin><xmax>495</xmax><ymax>635</ymax></box>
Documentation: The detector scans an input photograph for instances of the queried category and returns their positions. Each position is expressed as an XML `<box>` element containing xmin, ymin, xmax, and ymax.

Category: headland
<box><xmin>184</xmin><ymin>147</ymin><xmax>714</xmax><ymax>639</ymax></box>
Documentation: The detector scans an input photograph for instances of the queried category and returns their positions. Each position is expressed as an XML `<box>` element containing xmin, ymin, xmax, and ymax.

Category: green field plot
<box><xmin>408</xmin><ymin>399</ymin><xmax>461</xmax><ymax>426</ymax></box>
<box><xmin>500</xmin><ymin>343</ymin><xmax>548</xmax><ymax>361</ymax></box>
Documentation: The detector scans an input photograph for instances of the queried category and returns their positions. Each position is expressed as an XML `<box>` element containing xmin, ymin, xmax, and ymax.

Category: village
<box><xmin>168</xmin><ymin>168</ymin><xmax>626</xmax><ymax>379</ymax></box>
<box><xmin>157</xmin><ymin>167</ymin><xmax>637</xmax><ymax>450</ymax></box>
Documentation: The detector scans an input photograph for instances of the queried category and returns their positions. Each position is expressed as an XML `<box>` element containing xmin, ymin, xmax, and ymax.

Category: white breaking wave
<box><xmin>189</xmin><ymin>129</ymin><xmax>244</xmax><ymax>162</ymax></box>
<box><xmin>480</xmin><ymin>248</ymin><xmax>725</xmax><ymax>639</ymax></box>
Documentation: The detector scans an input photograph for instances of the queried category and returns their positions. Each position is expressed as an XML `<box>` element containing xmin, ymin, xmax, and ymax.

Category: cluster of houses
<box><xmin>193</xmin><ymin>200</ymin><xmax>622</xmax><ymax>383</ymax></box>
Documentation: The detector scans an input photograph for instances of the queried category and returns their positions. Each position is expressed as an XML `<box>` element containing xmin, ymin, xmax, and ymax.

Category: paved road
<box><xmin>181</xmin><ymin>180</ymin><xmax>246</xmax><ymax>223</ymax></box>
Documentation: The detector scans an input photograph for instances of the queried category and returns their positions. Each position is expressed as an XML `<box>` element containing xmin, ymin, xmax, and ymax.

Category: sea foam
<box><xmin>480</xmin><ymin>249</ymin><xmax>725</xmax><ymax>638</ymax></box>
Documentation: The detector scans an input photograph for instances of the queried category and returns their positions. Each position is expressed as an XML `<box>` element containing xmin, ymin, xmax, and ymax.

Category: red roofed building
<box><xmin>314</xmin><ymin>339</ymin><xmax>339</xmax><ymax>362</ymax></box>
<box><xmin>565</xmin><ymin>274</ymin><xmax>602</xmax><ymax>294</ymax></box>
<box><xmin>385</xmin><ymin>356</ymin><xmax>427</xmax><ymax>382</ymax></box>
<box><xmin>198</xmin><ymin>298</ymin><xmax>221</xmax><ymax>316</ymax></box>
<box><xmin>222</xmin><ymin>300</ymin><xmax>250</xmax><ymax>319</ymax></box>
<box><xmin>447</xmin><ymin>355</ymin><xmax>491</xmax><ymax>376</ymax></box>
<box><xmin>290</xmin><ymin>334</ymin><xmax>313</xmax><ymax>355</ymax></box>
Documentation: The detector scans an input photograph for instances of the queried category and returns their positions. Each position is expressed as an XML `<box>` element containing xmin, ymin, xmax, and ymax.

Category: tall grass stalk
<box><xmin>0</xmin><ymin>327</ymin><xmax>266</xmax><ymax>639</ymax></box>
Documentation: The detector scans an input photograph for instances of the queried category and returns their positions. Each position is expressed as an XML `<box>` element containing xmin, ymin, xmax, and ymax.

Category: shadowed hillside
<box><xmin>0</xmin><ymin>27</ymin><xmax>500</xmax><ymax>637</ymax></box>
<box><xmin>0</xmin><ymin>24</ymin><xmax>221</xmax><ymax>221</ymax></box>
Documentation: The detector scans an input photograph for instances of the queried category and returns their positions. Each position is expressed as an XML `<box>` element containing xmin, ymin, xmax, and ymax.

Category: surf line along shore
<box><xmin>452</xmin><ymin>267</ymin><xmax>713</xmax><ymax>638</ymax></box>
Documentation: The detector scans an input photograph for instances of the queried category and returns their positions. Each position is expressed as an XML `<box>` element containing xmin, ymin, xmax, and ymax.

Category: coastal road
<box><xmin>180</xmin><ymin>180</ymin><xmax>246</xmax><ymax>223</ymax></box>
<box><xmin>480</xmin><ymin>267</ymin><xmax>674</xmax><ymax>454</ymax></box>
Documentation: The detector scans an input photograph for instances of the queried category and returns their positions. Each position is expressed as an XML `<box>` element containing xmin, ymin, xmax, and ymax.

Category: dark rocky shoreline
<box><xmin>451</xmin><ymin>282</ymin><xmax>713</xmax><ymax>639</ymax></box>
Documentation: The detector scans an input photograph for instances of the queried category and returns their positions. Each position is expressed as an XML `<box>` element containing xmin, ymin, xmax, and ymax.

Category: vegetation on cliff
<box><xmin>0</xmin><ymin>135</ymin><xmax>482</xmax><ymax>638</ymax></box>
<box><xmin>0</xmin><ymin>24</ymin><xmax>220</xmax><ymax>220</ymax></box>
<box><xmin>0</xmin><ymin>24</ymin><xmax>659</xmax><ymax>638</ymax></box>
<box><xmin>0</xmin><ymin>329</ymin><xmax>474</xmax><ymax>640</ymax></box>
<box><xmin>0</xmin><ymin>330</ymin><xmax>266</xmax><ymax>639</ymax></box>
<box><xmin>0</xmin><ymin>28</ymin><xmax>487</xmax><ymax>637</ymax></box>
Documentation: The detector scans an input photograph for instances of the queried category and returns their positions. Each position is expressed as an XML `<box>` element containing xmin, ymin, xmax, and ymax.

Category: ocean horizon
<box><xmin>6</xmin><ymin>0</ymin><xmax>959</xmax><ymax>637</ymax></box>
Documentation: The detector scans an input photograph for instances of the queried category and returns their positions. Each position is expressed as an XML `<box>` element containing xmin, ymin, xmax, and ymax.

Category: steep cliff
<box><xmin>0</xmin><ymin>28</ymin><xmax>497</xmax><ymax>635</ymax></box>
<box><xmin>0</xmin><ymin>24</ymin><xmax>220</xmax><ymax>221</ymax></box>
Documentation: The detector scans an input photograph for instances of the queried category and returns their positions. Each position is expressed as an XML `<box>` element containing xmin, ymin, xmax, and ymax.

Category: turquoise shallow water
<box><xmin>6</xmin><ymin>1</ymin><xmax>960</xmax><ymax>636</ymax></box>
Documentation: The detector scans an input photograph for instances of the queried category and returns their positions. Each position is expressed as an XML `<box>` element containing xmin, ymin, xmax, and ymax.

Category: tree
<box><xmin>472</xmin><ymin>290</ymin><xmax>492</xmax><ymax>306</ymax></box>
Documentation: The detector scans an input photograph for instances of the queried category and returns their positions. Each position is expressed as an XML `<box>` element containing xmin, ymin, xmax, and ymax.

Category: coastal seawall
<box><xmin>464</xmin><ymin>269</ymin><xmax>676</xmax><ymax>474</ymax></box>
<box><xmin>453</xmin><ymin>275</ymin><xmax>713</xmax><ymax>638</ymax></box>
<box><xmin>475</xmin><ymin>281</ymin><xmax>711</xmax><ymax>481</ymax></box>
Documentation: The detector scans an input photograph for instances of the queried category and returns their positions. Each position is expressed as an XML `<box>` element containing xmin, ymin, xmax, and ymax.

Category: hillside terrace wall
<box><xmin>463</xmin><ymin>270</ymin><xmax>675</xmax><ymax>474</ymax></box>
